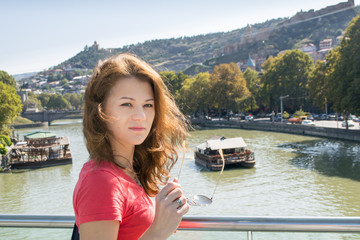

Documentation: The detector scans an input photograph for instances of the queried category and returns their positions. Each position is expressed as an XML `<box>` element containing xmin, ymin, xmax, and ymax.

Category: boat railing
<box><xmin>248</xmin><ymin>152</ymin><xmax>255</xmax><ymax>160</ymax></box>
<box><xmin>1</xmin><ymin>214</ymin><xmax>359</xmax><ymax>240</ymax></box>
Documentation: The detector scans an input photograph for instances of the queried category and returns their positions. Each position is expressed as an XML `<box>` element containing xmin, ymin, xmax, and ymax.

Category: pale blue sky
<box><xmin>1</xmin><ymin>0</ymin><xmax>358</xmax><ymax>75</ymax></box>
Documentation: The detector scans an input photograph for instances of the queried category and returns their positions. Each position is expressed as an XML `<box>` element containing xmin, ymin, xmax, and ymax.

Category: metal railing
<box><xmin>1</xmin><ymin>215</ymin><xmax>360</xmax><ymax>234</ymax></box>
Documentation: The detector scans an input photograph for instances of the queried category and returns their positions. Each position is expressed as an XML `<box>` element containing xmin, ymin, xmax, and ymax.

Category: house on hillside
<box><xmin>298</xmin><ymin>43</ymin><xmax>317</xmax><ymax>52</ymax></box>
<box><xmin>319</xmin><ymin>39</ymin><xmax>332</xmax><ymax>50</ymax></box>
<box><xmin>298</xmin><ymin>43</ymin><xmax>318</xmax><ymax>63</ymax></box>
<box><xmin>72</xmin><ymin>75</ymin><xmax>91</xmax><ymax>85</ymax></box>
<box><xmin>335</xmin><ymin>35</ymin><xmax>344</xmax><ymax>45</ymax></box>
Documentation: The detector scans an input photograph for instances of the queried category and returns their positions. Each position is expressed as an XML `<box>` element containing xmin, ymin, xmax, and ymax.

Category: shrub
<box><xmin>293</xmin><ymin>109</ymin><xmax>310</xmax><ymax>118</ymax></box>
<box><xmin>0</xmin><ymin>143</ymin><xmax>7</xmax><ymax>155</ymax></box>
<box><xmin>283</xmin><ymin>111</ymin><xmax>290</xmax><ymax>119</ymax></box>
<box><xmin>0</xmin><ymin>135</ymin><xmax>12</xmax><ymax>147</ymax></box>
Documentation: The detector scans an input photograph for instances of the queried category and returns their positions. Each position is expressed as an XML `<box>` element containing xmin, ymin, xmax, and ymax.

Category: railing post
<box><xmin>247</xmin><ymin>231</ymin><xmax>253</xmax><ymax>240</ymax></box>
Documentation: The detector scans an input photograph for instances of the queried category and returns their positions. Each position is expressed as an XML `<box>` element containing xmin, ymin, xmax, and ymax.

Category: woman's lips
<box><xmin>129</xmin><ymin>127</ymin><xmax>145</xmax><ymax>131</ymax></box>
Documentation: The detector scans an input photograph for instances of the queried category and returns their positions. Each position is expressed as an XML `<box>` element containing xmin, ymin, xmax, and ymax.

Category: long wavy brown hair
<box><xmin>83</xmin><ymin>53</ymin><xmax>189</xmax><ymax>196</ymax></box>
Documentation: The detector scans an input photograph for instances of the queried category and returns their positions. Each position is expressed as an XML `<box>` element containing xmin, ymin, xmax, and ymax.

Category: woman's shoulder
<box><xmin>75</xmin><ymin>160</ymin><xmax>131</xmax><ymax>199</ymax></box>
<box><xmin>79</xmin><ymin>159</ymin><xmax>128</xmax><ymax>184</ymax></box>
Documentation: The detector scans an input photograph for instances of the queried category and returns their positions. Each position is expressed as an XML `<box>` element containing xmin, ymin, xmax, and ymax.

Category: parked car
<box><xmin>288</xmin><ymin>116</ymin><xmax>307</xmax><ymax>124</ymax></box>
<box><xmin>245</xmin><ymin>115</ymin><xmax>254</xmax><ymax>121</ymax></box>
<box><xmin>235</xmin><ymin>113</ymin><xmax>245</xmax><ymax>120</ymax></box>
<box><xmin>328</xmin><ymin>113</ymin><xmax>336</xmax><ymax>120</ymax></box>
<box><xmin>349</xmin><ymin>115</ymin><xmax>359</xmax><ymax>122</ymax></box>
<box><xmin>275</xmin><ymin>114</ymin><xmax>287</xmax><ymax>122</ymax></box>
<box><xmin>342</xmin><ymin>120</ymin><xmax>355</xmax><ymax>127</ymax></box>
<box><xmin>312</xmin><ymin>114</ymin><xmax>320</xmax><ymax>120</ymax></box>
<box><xmin>320</xmin><ymin>114</ymin><xmax>328</xmax><ymax>120</ymax></box>
<box><xmin>301</xmin><ymin>120</ymin><xmax>315</xmax><ymax>126</ymax></box>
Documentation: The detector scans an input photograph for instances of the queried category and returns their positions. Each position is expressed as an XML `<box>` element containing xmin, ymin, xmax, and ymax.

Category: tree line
<box><xmin>24</xmin><ymin>92</ymin><xmax>84</xmax><ymax>112</ymax></box>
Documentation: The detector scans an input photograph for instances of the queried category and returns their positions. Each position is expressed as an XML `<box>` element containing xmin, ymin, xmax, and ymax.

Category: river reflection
<box><xmin>280</xmin><ymin>140</ymin><xmax>360</xmax><ymax>181</ymax></box>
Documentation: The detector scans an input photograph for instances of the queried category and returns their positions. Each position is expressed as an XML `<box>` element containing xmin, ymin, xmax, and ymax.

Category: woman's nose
<box><xmin>132</xmin><ymin>106</ymin><xmax>146</xmax><ymax>121</ymax></box>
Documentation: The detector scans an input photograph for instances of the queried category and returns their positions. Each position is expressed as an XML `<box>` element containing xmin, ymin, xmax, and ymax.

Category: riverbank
<box><xmin>191</xmin><ymin>119</ymin><xmax>360</xmax><ymax>142</ymax></box>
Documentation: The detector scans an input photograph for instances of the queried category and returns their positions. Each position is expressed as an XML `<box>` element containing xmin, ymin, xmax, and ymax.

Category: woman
<box><xmin>73</xmin><ymin>53</ymin><xmax>190</xmax><ymax>239</ymax></box>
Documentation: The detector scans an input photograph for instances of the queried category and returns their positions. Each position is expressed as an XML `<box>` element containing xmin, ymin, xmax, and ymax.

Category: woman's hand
<box><xmin>140</xmin><ymin>178</ymin><xmax>190</xmax><ymax>240</ymax></box>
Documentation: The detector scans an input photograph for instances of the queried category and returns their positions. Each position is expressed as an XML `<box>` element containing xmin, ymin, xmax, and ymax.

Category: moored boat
<box><xmin>7</xmin><ymin>131</ymin><xmax>72</xmax><ymax>170</ymax></box>
<box><xmin>194</xmin><ymin>136</ymin><xmax>255</xmax><ymax>171</ymax></box>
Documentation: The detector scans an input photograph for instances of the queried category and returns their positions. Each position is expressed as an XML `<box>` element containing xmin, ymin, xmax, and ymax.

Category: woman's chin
<box><xmin>130</xmin><ymin>137</ymin><xmax>148</xmax><ymax>146</ymax></box>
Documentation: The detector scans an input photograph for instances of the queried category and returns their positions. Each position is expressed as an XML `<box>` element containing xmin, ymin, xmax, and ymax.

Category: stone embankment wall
<box><xmin>191</xmin><ymin>120</ymin><xmax>360</xmax><ymax>142</ymax></box>
<box><xmin>11</xmin><ymin>122</ymin><xmax>48</xmax><ymax>129</ymax></box>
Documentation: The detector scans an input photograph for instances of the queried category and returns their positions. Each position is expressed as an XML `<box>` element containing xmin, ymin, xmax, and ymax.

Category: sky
<box><xmin>1</xmin><ymin>0</ymin><xmax>359</xmax><ymax>75</ymax></box>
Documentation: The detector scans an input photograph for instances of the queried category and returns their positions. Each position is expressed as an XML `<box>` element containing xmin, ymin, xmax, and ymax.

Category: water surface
<box><xmin>0</xmin><ymin>123</ymin><xmax>359</xmax><ymax>239</ymax></box>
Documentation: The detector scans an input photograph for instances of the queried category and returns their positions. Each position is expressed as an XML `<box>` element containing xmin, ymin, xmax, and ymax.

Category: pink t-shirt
<box><xmin>73</xmin><ymin>159</ymin><xmax>155</xmax><ymax>240</ymax></box>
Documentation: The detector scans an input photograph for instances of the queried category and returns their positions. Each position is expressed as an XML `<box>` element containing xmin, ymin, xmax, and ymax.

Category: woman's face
<box><xmin>103</xmin><ymin>76</ymin><xmax>155</xmax><ymax>148</ymax></box>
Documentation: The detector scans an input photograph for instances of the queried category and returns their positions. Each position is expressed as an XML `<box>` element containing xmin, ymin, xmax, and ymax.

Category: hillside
<box><xmin>57</xmin><ymin>18</ymin><xmax>284</xmax><ymax>72</ymax></box>
<box><xmin>203</xmin><ymin>5</ymin><xmax>359</xmax><ymax>71</ymax></box>
<box><xmin>55</xmin><ymin>3</ymin><xmax>360</xmax><ymax>75</ymax></box>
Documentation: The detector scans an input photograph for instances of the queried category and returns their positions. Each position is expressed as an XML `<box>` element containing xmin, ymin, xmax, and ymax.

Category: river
<box><xmin>0</xmin><ymin>120</ymin><xmax>359</xmax><ymax>240</ymax></box>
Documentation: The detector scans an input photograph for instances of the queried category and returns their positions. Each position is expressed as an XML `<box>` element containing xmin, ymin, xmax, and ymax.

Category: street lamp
<box><xmin>280</xmin><ymin>95</ymin><xmax>289</xmax><ymax>123</ymax></box>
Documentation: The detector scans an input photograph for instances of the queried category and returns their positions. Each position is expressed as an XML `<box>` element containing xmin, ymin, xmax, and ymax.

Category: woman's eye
<box><xmin>144</xmin><ymin>104</ymin><xmax>153</xmax><ymax>108</ymax></box>
<box><xmin>121</xmin><ymin>103</ymin><xmax>132</xmax><ymax>107</ymax></box>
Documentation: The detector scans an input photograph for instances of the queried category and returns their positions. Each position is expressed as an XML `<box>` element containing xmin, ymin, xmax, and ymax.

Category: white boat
<box><xmin>194</xmin><ymin>136</ymin><xmax>255</xmax><ymax>171</ymax></box>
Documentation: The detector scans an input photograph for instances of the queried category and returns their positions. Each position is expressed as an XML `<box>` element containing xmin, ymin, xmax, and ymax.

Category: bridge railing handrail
<box><xmin>1</xmin><ymin>214</ymin><xmax>360</xmax><ymax>232</ymax></box>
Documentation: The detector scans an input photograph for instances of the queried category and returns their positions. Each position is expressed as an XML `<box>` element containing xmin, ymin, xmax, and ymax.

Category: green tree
<box><xmin>261</xmin><ymin>50</ymin><xmax>314</xmax><ymax>113</ymax></box>
<box><xmin>179</xmin><ymin>72</ymin><xmax>211</xmax><ymax>115</ymax></box>
<box><xmin>0</xmin><ymin>81</ymin><xmax>22</xmax><ymax>134</ymax></box>
<box><xmin>326</xmin><ymin>14</ymin><xmax>360</xmax><ymax>127</ymax></box>
<box><xmin>243</xmin><ymin>68</ymin><xmax>261</xmax><ymax>112</ymax></box>
<box><xmin>0</xmin><ymin>143</ymin><xmax>7</xmax><ymax>155</ymax></box>
<box><xmin>60</xmin><ymin>79</ymin><xmax>69</xmax><ymax>86</ymax></box>
<box><xmin>0</xmin><ymin>135</ymin><xmax>12</xmax><ymax>146</ymax></box>
<box><xmin>327</xmin><ymin>15</ymin><xmax>360</xmax><ymax>128</ymax></box>
<box><xmin>47</xmin><ymin>94</ymin><xmax>71</xmax><ymax>110</ymax></box>
<box><xmin>37</xmin><ymin>93</ymin><xmax>52</xmax><ymax>109</ymax></box>
<box><xmin>0</xmin><ymin>70</ymin><xmax>16</xmax><ymax>88</ymax></box>
<box><xmin>63</xmin><ymin>83</ymin><xmax>71</xmax><ymax>89</ymax></box>
<box><xmin>64</xmin><ymin>93</ymin><xmax>83</xmax><ymax>110</ymax></box>
<box><xmin>47</xmin><ymin>73</ymin><xmax>57</xmax><ymax>82</ymax></box>
<box><xmin>308</xmin><ymin>60</ymin><xmax>328</xmax><ymax>109</ymax></box>
<box><xmin>209</xmin><ymin>63</ymin><xmax>250</xmax><ymax>115</ymax></box>
<box><xmin>160</xmin><ymin>71</ymin><xmax>189</xmax><ymax>99</ymax></box>
<box><xmin>308</xmin><ymin>49</ymin><xmax>339</xmax><ymax>113</ymax></box>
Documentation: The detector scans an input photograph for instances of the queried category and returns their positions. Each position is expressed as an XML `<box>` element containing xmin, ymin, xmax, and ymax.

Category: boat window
<box><xmin>210</xmin><ymin>150</ymin><xmax>218</xmax><ymax>155</ymax></box>
<box><xmin>226</xmin><ymin>149</ymin><xmax>235</xmax><ymax>154</ymax></box>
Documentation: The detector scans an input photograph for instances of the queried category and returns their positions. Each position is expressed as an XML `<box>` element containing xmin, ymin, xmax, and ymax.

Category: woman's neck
<box><xmin>109</xmin><ymin>136</ymin><xmax>135</xmax><ymax>169</ymax></box>
<box><xmin>113</xmin><ymin>147</ymin><xmax>140</xmax><ymax>184</ymax></box>
<box><xmin>113</xmin><ymin>153</ymin><xmax>134</xmax><ymax>169</ymax></box>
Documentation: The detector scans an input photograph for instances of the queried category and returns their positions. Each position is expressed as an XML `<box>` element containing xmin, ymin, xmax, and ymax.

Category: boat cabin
<box><xmin>196</xmin><ymin>137</ymin><xmax>248</xmax><ymax>155</ymax></box>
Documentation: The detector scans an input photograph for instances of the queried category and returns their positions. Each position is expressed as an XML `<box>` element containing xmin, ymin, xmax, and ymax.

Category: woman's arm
<box><xmin>79</xmin><ymin>220</ymin><xmax>119</xmax><ymax>240</ymax></box>
<box><xmin>140</xmin><ymin>178</ymin><xmax>190</xmax><ymax>240</ymax></box>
